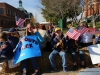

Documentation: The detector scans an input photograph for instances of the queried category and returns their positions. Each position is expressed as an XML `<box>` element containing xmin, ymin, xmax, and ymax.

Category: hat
<box><xmin>8</xmin><ymin>28</ymin><xmax>16</xmax><ymax>32</ymax></box>
<box><xmin>55</xmin><ymin>27</ymin><xmax>61</xmax><ymax>32</ymax></box>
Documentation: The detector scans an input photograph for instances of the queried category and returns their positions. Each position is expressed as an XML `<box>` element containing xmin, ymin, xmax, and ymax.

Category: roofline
<box><xmin>0</xmin><ymin>2</ymin><xmax>17</xmax><ymax>9</ymax></box>
<box><xmin>0</xmin><ymin>2</ymin><xmax>25</xmax><ymax>13</ymax></box>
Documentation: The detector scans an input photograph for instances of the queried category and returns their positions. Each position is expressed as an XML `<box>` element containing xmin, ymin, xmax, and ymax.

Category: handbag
<box><xmin>8</xmin><ymin>57</ymin><xmax>20</xmax><ymax>68</ymax></box>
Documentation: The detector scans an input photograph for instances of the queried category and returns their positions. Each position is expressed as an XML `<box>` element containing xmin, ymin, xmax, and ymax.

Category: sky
<box><xmin>0</xmin><ymin>0</ymin><xmax>46</xmax><ymax>22</ymax></box>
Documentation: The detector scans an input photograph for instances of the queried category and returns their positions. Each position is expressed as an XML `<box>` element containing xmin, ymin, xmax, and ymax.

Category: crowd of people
<box><xmin>0</xmin><ymin>21</ymin><xmax>99</xmax><ymax>75</ymax></box>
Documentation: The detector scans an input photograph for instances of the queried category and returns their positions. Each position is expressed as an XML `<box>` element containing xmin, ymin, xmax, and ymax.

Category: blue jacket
<box><xmin>8</xmin><ymin>35</ymin><xmax>19</xmax><ymax>49</ymax></box>
<box><xmin>52</xmin><ymin>35</ymin><xmax>67</xmax><ymax>52</ymax></box>
<box><xmin>66</xmin><ymin>37</ymin><xmax>75</xmax><ymax>47</ymax></box>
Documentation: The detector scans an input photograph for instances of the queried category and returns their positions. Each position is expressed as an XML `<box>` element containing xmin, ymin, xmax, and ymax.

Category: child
<box><xmin>8</xmin><ymin>28</ymin><xmax>20</xmax><ymax>49</ymax></box>
<box><xmin>21</xmin><ymin>23</ymin><xmax>44</xmax><ymax>75</ymax></box>
<box><xmin>0</xmin><ymin>32</ymin><xmax>14</xmax><ymax>62</ymax></box>
<box><xmin>66</xmin><ymin>36</ymin><xmax>85</xmax><ymax>70</ymax></box>
<box><xmin>49</xmin><ymin>27</ymin><xmax>67</xmax><ymax>72</ymax></box>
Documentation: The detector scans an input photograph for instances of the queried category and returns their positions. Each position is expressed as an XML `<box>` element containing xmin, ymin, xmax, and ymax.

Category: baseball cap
<box><xmin>55</xmin><ymin>27</ymin><xmax>61</xmax><ymax>32</ymax></box>
<box><xmin>8</xmin><ymin>28</ymin><xmax>16</xmax><ymax>32</ymax></box>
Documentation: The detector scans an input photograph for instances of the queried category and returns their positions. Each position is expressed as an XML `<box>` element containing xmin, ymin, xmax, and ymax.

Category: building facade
<box><xmin>0</xmin><ymin>0</ymin><xmax>33</xmax><ymax>28</ymax></box>
<box><xmin>0</xmin><ymin>3</ymin><xmax>25</xmax><ymax>28</ymax></box>
<box><xmin>18</xmin><ymin>0</ymin><xmax>33</xmax><ymax>25</ymax></box>
<box><xmin>84</xmin><ymin>0</ymin><xmax>100</xmax><ymax>18</ymax></box>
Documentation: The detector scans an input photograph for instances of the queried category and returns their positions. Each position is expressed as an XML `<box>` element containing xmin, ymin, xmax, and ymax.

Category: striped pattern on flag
<box><xmin>15</xmin><ymin>16</ymin><xmax>25</xmax><ymax>27</ymax></box>
<box><xmin>66</xmin><ymin>28</ymin><xmax>81</xmax><ymax>40</ymax></box>
<box><xmin>77</xmin><ymin>27</ymin><xmax>89</xmax><ymax>35</ymax></box>
<box><xmin>88</xmin><ymin>28</ymin><xmax>96</xmax><ymax>34</ymax></box>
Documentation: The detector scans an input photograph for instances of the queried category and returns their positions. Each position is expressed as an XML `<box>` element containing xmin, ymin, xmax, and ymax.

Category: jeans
<box><xmin>68</xmin><ymin>47</ymin><xmax>85</xmax><ymax>62</ymax></box>
<box><xmin>49</xmin><ymin>50</ymin><xmax>67</xmax><ymax>68</ymax></box>
<box><xmin>22</xmin><ymin>57</ymin><xmax>39</xmax><ymax>71</ymax></box>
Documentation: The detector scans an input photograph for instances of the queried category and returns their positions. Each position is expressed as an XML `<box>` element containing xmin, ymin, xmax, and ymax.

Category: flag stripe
<box><xmin>66</xmin><ymin>28</ymin><xmax>81</xmax><ymax>40</ymax></box>
<box><xmin>77</xmin><ymin>27</ymin><xmax>89</xmax><ymax>35</ymax></box>
<box><xmin>17</xmin><ymin>19</ymin><xmax>25</xmax><ymax>27</ymax></box>
<box><xmin>15</xmin><ymin>16</ymin><xmax>25</xmax><ymax>27</ymax></box>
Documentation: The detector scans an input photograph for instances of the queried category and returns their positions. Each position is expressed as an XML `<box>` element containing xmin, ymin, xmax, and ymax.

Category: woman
<box><xmin>22</xmin><ymin>23</ymin><xmax>44</xmax><ymax>75</ymax></box>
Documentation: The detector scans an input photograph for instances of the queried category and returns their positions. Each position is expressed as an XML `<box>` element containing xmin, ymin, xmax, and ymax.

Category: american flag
<box><xmin>66</xmin><ymin>28</ymin><xmax>81</xmax><ymax>40</ymax></box>
<box><xmin>77</xmin><ymin>27</ymin><xmax>89</xmax><ymax>35</ymax></box>
<box><xmin>88</xmin><ymin>28</ymin><xmax>100</xmax><ymax>34</ymax></box>
<box><xmin>15</xmin><ymin>16</ymin><xmax>26</xmax><ymax>27</ymax></box>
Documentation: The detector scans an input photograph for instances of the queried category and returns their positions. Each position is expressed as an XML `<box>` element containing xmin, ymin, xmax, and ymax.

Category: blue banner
<box><xmin>14</xmin><ymin>35</ymin><xmax>42</xmax><ymax>64</ymax></box>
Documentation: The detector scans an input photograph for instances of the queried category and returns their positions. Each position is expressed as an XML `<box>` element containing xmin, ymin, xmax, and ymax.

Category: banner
<box><xmin>14</xmin><ymin>35</ymin><xmax>42</xmax><ymax>64</ymax></box>
<box><xmin>88</xmin><ymin>44</ymin><xmax>100</xmax><ymax>64</ymax></box>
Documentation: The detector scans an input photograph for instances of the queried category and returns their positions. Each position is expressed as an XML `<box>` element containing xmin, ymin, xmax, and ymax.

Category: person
<box><xmin>21</xmin><ymin>23</ymin><xmax>44</xmax><ymax>75</ymax></box>
<box><xmin>80</xmin><ymin>29</ymin><xmax>96</xmax><ymax>47</ymax></box>
<box><xmin>76</xmin><ymin>21</ymin><xmax>86</xmax><ymax>30</ymax></box>
<box><xmin>0</xmin><ymin>32</ymin><xmax>14</xmax><ymax>64</ymax></box>
<box><xmin>47</xmin><ymin>25</ymin><xmax>54</xmax><ymax>36</ymax></box>
<box><xmin>0</xmin><ymin>32</ymin><xmax>13</xmax><ymax>70</ymax></box>
<box><xmin>96</xmin><ymin>34</ymin><xmax>100</xmax><ymax>44</ymax></box>
<box><xmin>76</xmin><ymin>21</ymin><xmax>96</xmax><ymax>47</ymax></box>
<box><xmin>49</xmin><ymin>27</ymin><xmax>67</xmax><ymax>72</ymax></box>
<box><xmin>38</xmin><ymin>24</ymin><xmax>51</xmax><ymax>51</ymax></box>
<box><xmin>66</xmin><ymin>36</ymin><xmax>85</xmax><ymax>70</ymax></box>
<box><xmin>8</xmin><ymin>28</ymin><xmax>20</xmax><ymax>49</ymax></box>
<box><xmin>67</xmin><ymin>24</ymin><xmax>73</xmax><ymax>29</ymax></box>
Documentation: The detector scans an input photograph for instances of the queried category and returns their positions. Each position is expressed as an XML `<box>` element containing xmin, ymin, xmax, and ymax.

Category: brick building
<box><xmin>0</xmin><ymin>2</ymin><xmax>25</xmax><ymax>28</ymax></box>
<box><xmin>0</xmin><ymin>0</ymin><xmax>33</xmax><ymax>28</ymax></box>
<box><xmin>18</xmin><ymin>0</ymin><xmax>33</xmax><ymax>25</ymax></box>
<box><xmin>84</xmin><ymin>0</ymin><xmax>100</xmax><ymax>18</ymax></box>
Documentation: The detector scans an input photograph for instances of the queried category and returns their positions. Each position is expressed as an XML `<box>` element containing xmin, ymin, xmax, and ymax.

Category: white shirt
<box><xmin>38</xmin><ymin>29</ymin><xmax>51</xmax><ymax>48</ymax></box>
<box><xmin>82</xmin><ymin>32</ymin><xmax>93</xmax><ymax>43</ymax></box>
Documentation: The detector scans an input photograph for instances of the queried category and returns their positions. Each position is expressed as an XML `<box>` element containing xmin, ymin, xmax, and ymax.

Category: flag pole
<box><xmin>26</xmin><ymin>27</ymin><xmax>27</xmax><ymax>36</ymax></box>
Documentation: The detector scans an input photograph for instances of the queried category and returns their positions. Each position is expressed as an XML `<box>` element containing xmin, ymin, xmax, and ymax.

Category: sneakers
<box><xmin>51</xmin><ymin>68</ymin><xmax>56</xmax><ymax>72</ymax></box>
<box><xmin>51</xmin><ymin>67</ymin><xmax>67</xmax><ymax>72</ymax></box>
<box><xmin>63</xmin><ymin>67</ymin><xmax>67</xmax><ymax>72</ymax></box>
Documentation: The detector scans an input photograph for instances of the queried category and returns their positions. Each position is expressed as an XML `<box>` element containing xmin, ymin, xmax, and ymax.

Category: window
<box><xmin>6</xmin><ymin>9</ymin><xmax>9</xmax><ymax>14</ymax></box>
<box><xmin>12</xmin><ymin>11</ymin><xmax>15</xmax><ymax>16</ymax></box>
<box><xmin>10</xmin><ymin>10</ymin><xmax>11</xmax><ymax>15</ymax></box>
<box><xmin>0</xmin><ymin>8</ymin><xmax>4</xmax><ymax>14</ymax></box>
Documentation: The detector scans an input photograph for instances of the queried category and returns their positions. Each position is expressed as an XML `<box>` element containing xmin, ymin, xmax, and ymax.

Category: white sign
<box><xmin>88</xmin><ymin>44</ymin><xmax>100</xmax><ymax>64</ymax></box>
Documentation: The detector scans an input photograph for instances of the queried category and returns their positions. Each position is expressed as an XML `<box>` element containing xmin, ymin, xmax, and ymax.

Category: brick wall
<box><xmin>84</xmin><ymin>0</ymin><xmax>100</xmax><ymax>17</ymax></box>
<box><xmin>0</xmin><ymin>3</ymin><xmax>25</xmax><ymax>28</ymax></box>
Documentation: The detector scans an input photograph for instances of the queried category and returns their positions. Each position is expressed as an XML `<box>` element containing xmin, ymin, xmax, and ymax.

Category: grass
<box><xmin>88</xmin><ymin>22</ymin><xmax>100</xmax><ymax>28</ymax></box>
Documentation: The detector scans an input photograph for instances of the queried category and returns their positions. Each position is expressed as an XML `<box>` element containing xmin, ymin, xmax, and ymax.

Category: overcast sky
<box><xmin>0</xmin><ymin>0</ymin><xmax>46</xmax><ymax>22</ymax></box>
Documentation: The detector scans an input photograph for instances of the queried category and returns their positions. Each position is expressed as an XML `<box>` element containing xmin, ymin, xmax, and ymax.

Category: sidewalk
<box><xmin>42</xmin><ymin>71</ymin><xmax>80</xmax><ymax>75</ymax></box>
